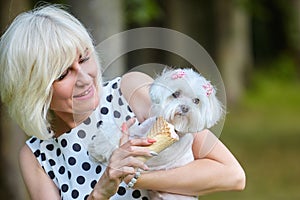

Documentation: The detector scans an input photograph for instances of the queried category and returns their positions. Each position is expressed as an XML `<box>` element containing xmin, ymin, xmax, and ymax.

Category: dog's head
<box><xmin>150</xmin><ymin>68</ymin><xmax>224</xmax><ymax>134</ymax></box>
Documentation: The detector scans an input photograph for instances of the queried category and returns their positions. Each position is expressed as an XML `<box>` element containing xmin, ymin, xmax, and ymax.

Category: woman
<box><xmin>0</xmin><ymin>5</ymin><xmax>245</xmax><ymax>200</ymax></box>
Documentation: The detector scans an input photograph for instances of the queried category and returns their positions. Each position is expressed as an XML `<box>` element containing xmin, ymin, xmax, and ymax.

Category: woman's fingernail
<box><xmin>150</xmin><ymin>151</ymin><xmax>158</xmax><ymax>156</ymax></box>
<box><xmin>147</xmin><ymin>138</ymin><xmax>156</xmax><ymax>143</ymax></box>
<box><xmin>143</xmin><ymin>164</ymin><xmax>149</xmax><ymax>171</ymax></box>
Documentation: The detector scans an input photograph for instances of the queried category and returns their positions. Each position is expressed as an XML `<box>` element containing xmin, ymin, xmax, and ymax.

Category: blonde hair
<box><xmin>0</xmin><ymin>5</ymin><xmax>101</xmax><ymax>140</ymax></box>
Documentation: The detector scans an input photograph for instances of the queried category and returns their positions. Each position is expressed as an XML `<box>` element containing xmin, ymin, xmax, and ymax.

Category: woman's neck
<box><xmin>51</xmin><ymin>111</ymin><xmax>92</xmax><ymax>138</ymax></box>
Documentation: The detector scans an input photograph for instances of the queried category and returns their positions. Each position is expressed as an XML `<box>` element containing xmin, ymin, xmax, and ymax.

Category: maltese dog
<box><xmin>143</xmin><ymin>68</ymin><xmax>224</xmax><ymax>199</ymax></box>
<box><xmin>88</xmin><ymin>68</ymin><xmax>224</xmax><ymax>200</ymax></box>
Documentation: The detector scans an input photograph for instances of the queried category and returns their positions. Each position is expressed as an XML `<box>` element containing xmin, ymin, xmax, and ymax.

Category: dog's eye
<box><xmin>172</xmin><ymin>91</ymin><xmax>181</xmax><ymax>98</ymax></box>
<box><xmin>193</xmin><ymin>98</ymin><xmax>200</xmax><ymax>104</ymax></box>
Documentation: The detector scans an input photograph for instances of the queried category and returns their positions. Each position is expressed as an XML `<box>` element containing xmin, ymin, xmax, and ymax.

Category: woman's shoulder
<box><xmin>120</xmin><ymin>72</ymin><xmax>153</xmax><ymax>122</ymax></box>
<box><xmin>19</xmin><ymin>142</ymin><xmax>42</xmax><ymax>174</ymax></box>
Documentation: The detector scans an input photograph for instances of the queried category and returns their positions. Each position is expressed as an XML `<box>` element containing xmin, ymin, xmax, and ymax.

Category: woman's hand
<box><xmin>89</xmin><ymin>118</ymin><xmax>155</xmax><ymax>199</ymax></box>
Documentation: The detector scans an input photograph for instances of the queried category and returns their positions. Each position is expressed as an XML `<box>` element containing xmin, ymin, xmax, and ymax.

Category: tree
<box><xmin>214</xmin><ymin>0</ymin><xmax>252</xmax><ymax>105</ymax></box>
<box><xmin>66</xmin><ymin>0</ymin><xmax>126</xmax><ymax>80</ymax></box>
<box><xmin>0</xmin><ymin>1</ymin><xmax>31</xmax><ymax>199</ymax></box>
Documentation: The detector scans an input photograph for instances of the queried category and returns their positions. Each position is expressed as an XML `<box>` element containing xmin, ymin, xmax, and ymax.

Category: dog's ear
<box><xmin>204</xmin><ymin>89</ymin><xmax>224</xmax><ymax>128</ymax></box>
<box><xmin>149</xmin><ymin>82</ymin><xmax>162</xmax><ymax>104</ymax></box>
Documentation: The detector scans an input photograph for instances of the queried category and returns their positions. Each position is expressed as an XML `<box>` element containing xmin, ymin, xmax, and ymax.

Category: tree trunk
<box><xmin>214</xmin><ymin>0</ymin><xmax>252</xmax><ymax>105</ymax></box>
<box><xmin>67</xmin><ymin>0</ymin><xmax>126</xmax><ymax>80</ymax></box>
<box><xmin>290</xmin><ymin>0</ymin><xmax>300</xmax><ymax>78</ymax></box>
<box><xmin>0</xmin><ymin>1</ymin><xmax>31</xmax><ymax>199</ymax></box>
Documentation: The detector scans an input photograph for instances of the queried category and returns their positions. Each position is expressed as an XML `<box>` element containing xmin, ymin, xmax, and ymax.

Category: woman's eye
<box><xmin>193</xmin><ymin>98</ymin><xmax>200</xmax><ymax>104</ymax></box>
<box><xmin>57</xmin><ymin>69</ymin><xmax>69</xmax><ymax>81</ymax></box>
<box><xmin>79</xmin><ymin>56</ymin><xmax>90</xmax><ymax>64</ymax></box>
<box><xmin>172</xmin><ymin>91</ymin><xmax>181</xmax><ymax>98</ymax></box>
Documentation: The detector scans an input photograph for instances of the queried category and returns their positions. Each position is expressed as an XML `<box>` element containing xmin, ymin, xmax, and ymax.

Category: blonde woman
<box><xmin>0</xmin><ymin>5</ymin><xmax>245</xmax><ymax>200</ymax></box>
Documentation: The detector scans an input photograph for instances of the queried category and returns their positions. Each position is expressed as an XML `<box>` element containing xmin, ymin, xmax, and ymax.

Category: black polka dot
<box><xmin>34</xmin><ymin>150</ymin><xmax>40</xmax><ymax>157</ymax></box>
<box><xmin>83</xmin><ymin>117</ymin><xmax>91</xmax><ymax>125</ymax></box>
<box><xmin>100</xmin><ymin>107</ymin><xmax>109</xmax><ymax>115</ymax></box>
<box><xmin>82</xmin><ymin>162</ymin><xmax>91</xmax><ymax>171</ymax></box>
<box><xmin>48</xmin><ymin>171</ymin><xmax>55</xmax><ymax>179</ymax></box>
<box><xmin>56</xmin><ymin>148</ymin><xmax>61</xmax><ymax>157</ymax></box>
<box><xmin>114</xmin><ymin>110</ymin><xmax>121</xmax><ymax>118</ymax></box>
<box><xmin>142</xmin><ymin>197</ymin><xmax>149</xmax><ymax>200</ymax></box>
<box><xmin>29</xmin><ymin>137</ymin><xmax>37</xmax><ymax>143</ymax></box>
<box><xmin>59</xmin><ymin>166</ymin><xmax>65</xmax><ymax>174</ymax></box>
<box><xmin>118</xmin><ymin>89</ymin><xmax>122</xmax><ymax>96</ymax></box>
<box><xmin>118</xmin><ymin>98</ymin><xmax>124</xmax><ymax>106</ymax></box>
<box><xmin>71</xmin><ymin>190</ymin><xmax>79</xmax><ymax>198</ymax></box>
<box><xmin>41</xmin><ymin>153</ymin><xmax>46</xmax><ymax>161</ymax></box>
<box><xmin>127</xmin><ymin>106</ymin><xmax>133</xmax><ymax>113</ymax></box>
<box><xmin>61</xmin><ymin>184</ymin><xmax>69</xmax><ymax>192</ymax></box>
<box><xmin>46</xmin><ymin>144</ymin><xmax>54</xmax><ymax>151</ymax></box>
<box><xmin>90</xmin><ymin>180</ymin><xmax>97</xmax><ymax>189</ymax></box>
<box><xmin>72</xmin><ymin>143</ymin><xmax>81</xmax><ymax>152</ymax></box>
<box><xmin>95</xmin><ymin>165</ymin><xmax>102</xmax><ymax>174</ymax></box>
<box><xmin>68</xmin><ymin>157</ymin><xmax>76</xmax><ymax>166</ymax></box>
<box><xmin>76</xmin><ymin>176</ymin><xmax>85</xmax><ymax>184</ymax></box>
<box><xmin>106</xmin><ymin>94</ymin><xmax>113</xmax><ymax>102</ymax></box>
<box><xmin>117</xmin><ymin>186</ymin><xmax>126</xmax><ymax>196</ymax></box>
<box><xmin>132</xmin><ymin>190</ymin><xmax>141</xmax><ymax>198</ymax></box>
<box><xmin>49</xmin><ymin>159</ymin><xmax>56</xmax><ymax>166</ymax></box>
<box><xmin>68</xmin><ymin>171</ymin><xmax>72</xmax><ymax>179</ymax></box>
<box><xmin>61</xmin><ymin>139</ymin><xmax>67</xmax><ymax>147</ymax></box>
<box><xmin>125</xmin><ymin>115</ymin><xmax>131</xmax><ymax>121</ymax></box>
<box><xmin>96</xmin><ymin>120</ymin><xmax>103</xmax><ymax>128</ymax></box>
<box><xmin>112</xmin><ymin>82</ymin><xmax>118</xmax><ymax>89</ymax></box>
<box><xmin>84</xmin><ymin>195</ymin><xmax>89</xmax><ymax>200</ymax></box>
<box><xmin>103</xmin><ymin>82</ymin><xmax>109</xmax><ymax>87</ymax></box>
<box><xmin>77</xmin><ymin>130</ymin><xmax>86</xmax><ymax>139</ymax></box>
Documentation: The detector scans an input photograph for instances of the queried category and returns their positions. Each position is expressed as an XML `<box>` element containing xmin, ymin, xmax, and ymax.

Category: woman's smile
<box><xmin>73</xmin><ymin>85</ymin><xmax>95</xmax><ymax>100</ymax></box>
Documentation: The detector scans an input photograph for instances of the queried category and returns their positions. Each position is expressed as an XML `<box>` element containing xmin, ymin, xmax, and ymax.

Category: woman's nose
<box><xmin>75</xmin><ymin>67</ymin><xmax>92</xmax><ymax>87</ymax></box>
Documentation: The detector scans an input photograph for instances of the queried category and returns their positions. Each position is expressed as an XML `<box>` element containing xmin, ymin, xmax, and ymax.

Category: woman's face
<box><xmin>50</xmin><ymin>49</ymin><xmax>100</xmax><ymax>123</ymax></box>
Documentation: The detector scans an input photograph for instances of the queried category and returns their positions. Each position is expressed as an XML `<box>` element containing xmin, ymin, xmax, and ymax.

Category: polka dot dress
<box><xmin>26</xmin><ymin>77</ymin><xmax>150</xmax><ymax>200</ymax></box>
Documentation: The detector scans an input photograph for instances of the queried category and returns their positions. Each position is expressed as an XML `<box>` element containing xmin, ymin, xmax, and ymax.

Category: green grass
<box><xmin>201</xmin><ymin>73</ymin><xmax>300</xmax><ymax>200</ymax></box>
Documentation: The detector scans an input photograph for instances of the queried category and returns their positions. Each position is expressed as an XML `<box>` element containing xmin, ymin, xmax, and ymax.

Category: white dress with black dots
<box><xmin>26</xmin><ymin>77</ymin><xmax>150</xmax><ymax>200</ymax></box>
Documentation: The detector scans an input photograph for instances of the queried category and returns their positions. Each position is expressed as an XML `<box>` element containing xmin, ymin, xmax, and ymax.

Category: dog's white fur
<box><xmin>88</xmin><ymin>68</ymin><xmax>224</xmax><ymax>199</ymax></box>
<box><xmin>143</xmin><ymin>68</ymin><xmax>224</xmax><ymax>199</ymax></box>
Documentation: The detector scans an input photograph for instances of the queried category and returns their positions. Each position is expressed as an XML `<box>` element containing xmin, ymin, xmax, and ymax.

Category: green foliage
<box><xmin>201</xmin><ymin>62</ymin><xmax>300</xmax><ymax>199</ymax></box>
<box><xmin>125</xmin><ymin>0</ymin><xmax>163</xmax><ymax>26</ymax></box>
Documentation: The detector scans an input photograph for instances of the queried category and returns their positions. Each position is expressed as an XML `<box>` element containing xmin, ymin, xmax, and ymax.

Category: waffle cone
<box><xmin>138</xmin><ymin>117</ymin><xmax>179</xmax><ymax>162</ymax></box>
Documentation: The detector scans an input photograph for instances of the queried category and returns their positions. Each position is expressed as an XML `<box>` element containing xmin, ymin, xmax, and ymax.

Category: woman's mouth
<box><xmin>73</xmin><ymin>86</ymin><xmax>94</xmax><ymax>99</ymax></box>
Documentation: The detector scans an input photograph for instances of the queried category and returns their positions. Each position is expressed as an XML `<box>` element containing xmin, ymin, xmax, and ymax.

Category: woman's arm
<box><xmin>135</xmin><ymin>130</ymin><xmax>246</xmax><ymax>196</ymax></box>
<box><xmin>19</xmin><ymin>145</ymin><xmax>61</xmax><ymax>200</ymax></box>
<box><xmin>20</xmin><ymin>135</ymin><xmax>155</xmax><ymax>200</ymax></box>
<box><xmin>120</xmin><ymin>71</ymin><xmax>153</xmax><ymax>122</ymax></box>
<box><xmin>121</xmin><ymin>71</ymin><xmax>246</xmax><ymax>196</ymax></box>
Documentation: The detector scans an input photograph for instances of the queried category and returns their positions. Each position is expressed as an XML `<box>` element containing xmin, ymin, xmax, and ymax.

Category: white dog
<box><xmin>142</xmin><ymin>68</ymin><xmax>224</xmax><ymax>199</ymax></box>
<box><xmin>89</xmin><ymin>68</ymin><xmax>224</xmax><ymax>199</ymax></box>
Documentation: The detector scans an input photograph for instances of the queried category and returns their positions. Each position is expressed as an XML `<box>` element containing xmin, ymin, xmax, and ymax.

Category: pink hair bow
<box><xmin>171</xmin><ymin>70</ymin><xmax>186</xmax><ymax>80</ymax></box>
<box><xmin>203</xmin><ymin>83</ymin><xmax>214</xmax><ymax>96</ymax></box>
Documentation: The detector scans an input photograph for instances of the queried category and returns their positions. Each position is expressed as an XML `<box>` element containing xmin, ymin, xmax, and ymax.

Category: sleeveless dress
<box><xmin>26</xmin><ymin>77</ymin><xmax>150</xmax><ymax>200</ymax></box>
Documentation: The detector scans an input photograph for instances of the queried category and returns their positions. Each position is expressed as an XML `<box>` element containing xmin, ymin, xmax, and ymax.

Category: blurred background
<box><xmin>0</xmin><ymin>0</ymin><xmax>299</xmax><ymax>199</ymax></box>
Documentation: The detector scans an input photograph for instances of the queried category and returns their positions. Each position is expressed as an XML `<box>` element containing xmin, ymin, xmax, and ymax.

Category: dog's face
<box><xmin>150</xmin><ymin>68</ymin><xmax>223</xmax><ymax>134</ymax></box>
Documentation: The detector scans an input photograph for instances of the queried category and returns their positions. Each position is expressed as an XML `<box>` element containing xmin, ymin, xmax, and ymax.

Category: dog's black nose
<box><xmin>180</xmin><ymin>105</ymin><xmax>189</xmax><ymax>113</ymax></box>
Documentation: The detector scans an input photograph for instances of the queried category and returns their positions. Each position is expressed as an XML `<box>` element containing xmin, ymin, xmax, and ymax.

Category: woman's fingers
<box><xmin>119</xmin><ymin>118</ymin><xmax>136</xmax><ymax>146</ymax></box>
<box><xmin>109</xmin><ymin>156</ymin><xmax>148</xmax><ymax>172</ymax></box>
<box><xmin>107</xmin><ymin>118</ymin><xmax>158</xmax><ymax>180</ymax></box>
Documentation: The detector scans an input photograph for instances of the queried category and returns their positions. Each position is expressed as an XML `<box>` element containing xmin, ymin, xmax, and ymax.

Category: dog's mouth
<box><xmin>174</xmin><ymin>112</ymin><xmax>188</xmax><ymax>117</ymax></box>
<box><xmin>174</xmin><ymin>129</ymin><xmax>186</xmax><ymax>137</ymax></box>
